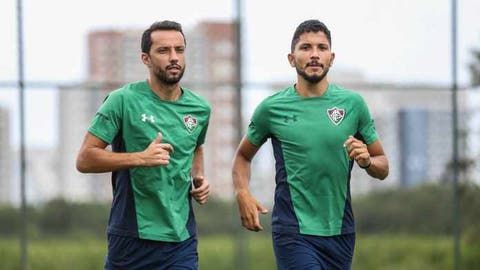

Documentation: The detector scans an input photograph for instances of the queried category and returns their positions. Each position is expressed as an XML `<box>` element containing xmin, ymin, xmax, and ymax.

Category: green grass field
<box><xmin>0</xmin><ymin>234</ymin><xmax>478</xmax><ymax>270</ymax></box>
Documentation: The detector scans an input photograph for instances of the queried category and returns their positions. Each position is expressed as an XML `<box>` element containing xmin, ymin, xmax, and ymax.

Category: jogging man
<box><xmin>232</xmin><ymin>19</ymin><xmax>389</xmax><ymax>269</ymax></box>
<box><xmin>77</xmin><ymin>20</ymin><xmax>210</xmax><ymax>269</ymax></box>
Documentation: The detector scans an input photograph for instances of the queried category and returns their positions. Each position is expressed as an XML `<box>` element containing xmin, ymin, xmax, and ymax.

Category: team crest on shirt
<box><xmin>327</xmin><ymin>107</ymin><xmax>345</xmax><ymax>125</ymax></box>
<box><xmin>183</xmin><ymin>115</ymin><xmax>198</xmax><ymax>133</ymax></box>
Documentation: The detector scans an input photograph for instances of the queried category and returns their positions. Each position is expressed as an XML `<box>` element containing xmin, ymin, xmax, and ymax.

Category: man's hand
<box><xmin>140</xmin><ymin>133</ymin><xmax>174</xmax><ymax>167</ymax></box>
<box><xmin>343</xmin><ymin>135</ymin><xmax>371</xmax><ymax>168</ymax></box>
<box><xmin>236</xmin><ymin>190</ymin><xmax>268</xmax><ymax>232</ymax></box>
<box><xmin>190</xmin><ymin>176</ymin><xmax>210</xmax><ymax>205</ymax></box>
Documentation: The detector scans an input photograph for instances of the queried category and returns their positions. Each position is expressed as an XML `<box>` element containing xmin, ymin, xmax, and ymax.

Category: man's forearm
<box><xmin>365</xmin><ymin>155</ymin><xmax>389</xmax><ymax>180</ymax></box>
<box><xmin>232</xmin><ymin>156</ymin><xmax>252</xmax><ymax>196</ymax></box>
<box><xmin>77</xmin><ymin>147</ymin><xmax>144</xmax><ymax>173</ymax></box>
<box><xmin>191</xmin><ymin>145</ymin><xmax>204</xmax><ymax>177</ymax></box>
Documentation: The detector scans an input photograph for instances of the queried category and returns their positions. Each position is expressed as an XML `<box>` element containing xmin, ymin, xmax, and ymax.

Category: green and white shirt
<box><xmin>247</xmin><ymin>84</ymin><xmax>378</xmax><ymax>236</ymax></box>
<box><xmin>88</xmin><ymin>80</ymin><xmax>211</xmax><ymax>242</ymax></box>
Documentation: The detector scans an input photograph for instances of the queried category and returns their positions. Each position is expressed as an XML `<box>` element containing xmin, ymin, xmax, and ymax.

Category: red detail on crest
<box><xmin>327</xmin><ymin>107</ymin><xmax>345</xmax><ymax>125</ymax></box>
<box><xmin>183</xmin><ymin>115</ymin><xmax>198</xmax><ymax>133</ymax></box>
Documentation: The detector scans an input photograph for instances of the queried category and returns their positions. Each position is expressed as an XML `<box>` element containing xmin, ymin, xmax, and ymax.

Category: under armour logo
<box><xmin>284</xmin><ymin>115</ymin><xmax>298</xmax><ymax>123</ymax></box>
<box><xmin>141</xmin><ymin>114</ymin><xmax>155</xmax><ymax>123</ymax></box>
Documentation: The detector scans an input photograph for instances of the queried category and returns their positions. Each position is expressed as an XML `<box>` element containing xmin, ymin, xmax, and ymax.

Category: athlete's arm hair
<box><xmin>77</xmin><ymin>132</ymin><xmax>172</xmax><ymax>173</ymax></box>
<box><xmin>76</xmin><ymin>132</ymin><xmax>145</xmax><ymax>173</ymax></box>
<box><xmin>191</xmin><ymin>144</ymin><xmax>204</xmax><ymax>178</ymax></box>
<box><xmin>232</xmin><ymin>136</ymin><xmax>261</xmax><ymax>194</ymax></box>
<box><xmin>364</xmin><ymin>140</ymin><xmax>389</xmax><ymax>180</ymax></box>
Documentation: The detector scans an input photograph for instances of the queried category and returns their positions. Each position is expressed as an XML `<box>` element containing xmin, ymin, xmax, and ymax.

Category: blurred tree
<box><xmin>70</xmin><ymin>202</ymin><xmax>109</xmax><ymax>236</ymax></box>
<box><xmin>459</xmin><ymin>183</ymin><xmax>480</xmax><ymax>244</ymax></box>
<box><xmin>0</xmin><ymin>205</ymin><xmax>21</xmax><ymax>235</ymax></box>
<box><xmin>354</xmin><ymin>183</ymin><xmax>480</xmax><ymax>237</ymax></box>
<box><xmin>38</xmin><ymin>198</ymin><xmax>72</xmax><ymax>235</ymax></box>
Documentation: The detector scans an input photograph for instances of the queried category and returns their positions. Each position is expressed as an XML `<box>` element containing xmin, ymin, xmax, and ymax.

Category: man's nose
<box><xmin>169</xmin><ymin>49</ymin><xmax>179</xmax><ymax>62</ymax></box>
<box><xmin>311</xmin><ymin>48</ymin><xmax>321</xmax><ymax>58</ymax></box>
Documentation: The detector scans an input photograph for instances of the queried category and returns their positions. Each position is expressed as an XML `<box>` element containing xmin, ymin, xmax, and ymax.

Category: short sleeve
<box><xmin>88</xmin><ymin>91</ymin><xmax>123</xmax><ymax>144</ymax></box>
<box><xmin>246</xmin><ymin>100</ymin><xmax>270</xmax><ymax>146</ymax></box>
<box><xmin>197</xmin><ymin>108</ymin><xmax>211</xmax><ymax>145</ymax></box>
<box><xmin>357</xmin><ymin>96</ymin><xmax>379</xmax><ymax>145</ymax></box>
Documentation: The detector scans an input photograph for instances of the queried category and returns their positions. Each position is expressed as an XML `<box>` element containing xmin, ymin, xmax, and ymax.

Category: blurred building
<box><xmin>466</xmin><ymin>87</ymin><xmax>480</xmax><ymax>184</ymax></box>
<box><xmin>88</xmin><ymin>30</ymin><xmax>146</xmax><ymax>84</ymax></box>
<box><xmin>184</xmin><ymin>22</ymin><xmax>238</xmax><ymax>199</ymax></box>
<box><xmin>350</xmin><ymin>83</ymin><xmax>469</xmax><ymax>193</ymax></box>
<box><xmin>0</xmin><ymin>106</ymin><xmax>12</xmax><ymax>203</ymax></box>
<box><xmin>26</xmin><ymin>148</ymin><xmax>59</xmax><ymax>202</ymax></box>
<box><xmin>57</xmin><ymin>83</ymin><xmax>113</xmax><ymax>202</ymax></box>
<box><xmin>398</xmin><ymin>108</ymin><xmax>428</xmax><ymax>187</ymax></box>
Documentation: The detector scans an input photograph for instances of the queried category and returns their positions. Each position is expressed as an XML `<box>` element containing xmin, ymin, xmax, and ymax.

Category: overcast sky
<box><xmin>0</xmin><ymin>0</ymin><xmax>480</xmax><ymax>147</ymax></box>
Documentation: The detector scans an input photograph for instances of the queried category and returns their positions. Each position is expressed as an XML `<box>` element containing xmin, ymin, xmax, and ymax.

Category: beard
<box><xmin>296</xmin><ymin>66</ymin><xmax>329</xmax><ymax>84</ymax></box>
<box><xmin>153</xmin><ymin>64</ymin><xmax>185</xmax><ymax>85</ymax></box>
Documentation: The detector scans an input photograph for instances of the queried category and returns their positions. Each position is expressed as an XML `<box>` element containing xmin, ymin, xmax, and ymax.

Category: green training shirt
<box><xmin>88</xmin><ymin>80</ymin><xmax>211</xmax><ymax>242</ymax></box>
<box><xmin>247</xmin><ymin>84</ymin><xmax>378</xmax><ymax>236</ymax></box>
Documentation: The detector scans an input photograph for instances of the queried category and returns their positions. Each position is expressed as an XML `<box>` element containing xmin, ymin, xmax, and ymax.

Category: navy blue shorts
<box><xmin>104</xmin><ymin>234</ymin><xmax>198</xmax><ymax>270</ymax></box>
<box><xmin>272</xmin><ymin>232</ymin><xmax>355</xmax><ymax>270</ymax></box>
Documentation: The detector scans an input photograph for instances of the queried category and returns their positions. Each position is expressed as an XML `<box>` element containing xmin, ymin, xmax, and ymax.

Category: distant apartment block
<box><xmin>88</xmin><ymin>30</ymin><xmax>146</xmax><ymax>84</ymax></box>
<box><xmin>350</xmin><ymin>84</ymin><xmax>469</xmax><ymax>193</ymax></box>
<box><xmin>26</xmin><ymin>148</ymin><xmax>60</xmax><ymax>202</ymax></box>
<box><xmin>466</xmin><ymin>87</ymin><xmax>480</xmax><ymax>184</ymax></box>
<box><xmin>0</xmin><ymin>106</ymin><xmax>12</xmax><ymax>203</ymax></box>
<box><xmin>184</xmin><ymin>22</ymin><xmax>238</xmax><ymax>199</ymax></box>
<box><xmin>57</xmin><ymin>83</ymin><xmax>113</xmax><ymax>201</ymax></box>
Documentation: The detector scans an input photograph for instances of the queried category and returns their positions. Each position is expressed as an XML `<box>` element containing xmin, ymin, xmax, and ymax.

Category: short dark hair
<box><xmin>141</xmin><ymin>20</ymin><xmax>186</xmax><ymax>53</ymax></box>
<box><xmin>291</xmin><ymin>20</ymin><xmax>331</xmax><ymax>52</ymax></box>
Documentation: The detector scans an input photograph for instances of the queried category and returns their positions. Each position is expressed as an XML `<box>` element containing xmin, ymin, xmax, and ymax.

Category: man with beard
<box><xmin>232</xmin><ymin>19</ymin><xmax>389</xmax><ymax>270</ymax></box>
<box><xmin>76</xmin><ymin>20</ymin><xmax>211</xmax><ymax>270</ymax></box>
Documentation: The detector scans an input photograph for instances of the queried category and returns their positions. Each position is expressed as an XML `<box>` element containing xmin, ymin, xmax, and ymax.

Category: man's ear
<box><xmin>329</xmin><ymin>52</ymin><xmax>335</xmax><ymax>67</ymax></box>
<box><xmin>288</xmin><ymin>53</ymin><xmax>295</xmax><ymax>67</ymax></box>
<box><xmin>141</xmin><ymin>52</ymin><xmax>151</xmax><ymax>67</ymax></box>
